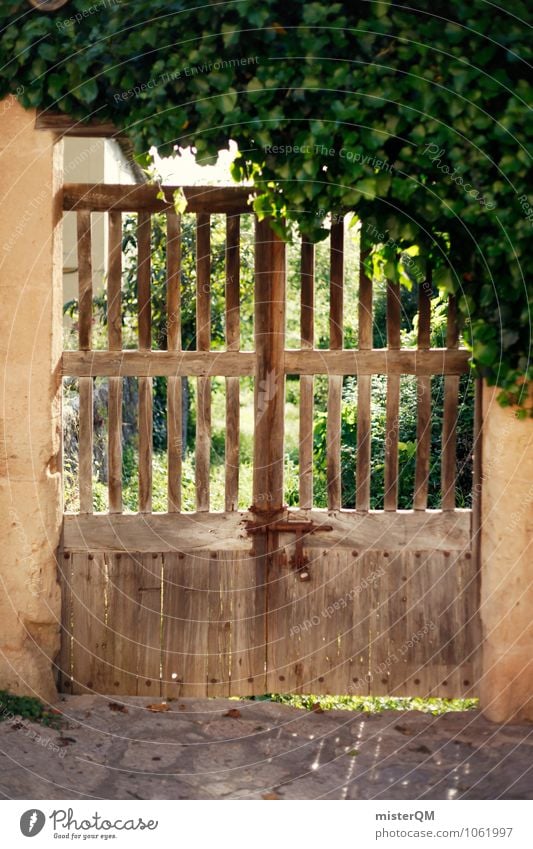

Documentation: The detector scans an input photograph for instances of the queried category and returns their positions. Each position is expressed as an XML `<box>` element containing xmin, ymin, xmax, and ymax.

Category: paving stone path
<box><xmin>0</xmin><ymin>696</ymin><xmax>531</xmax><ymax>800</ymax></box>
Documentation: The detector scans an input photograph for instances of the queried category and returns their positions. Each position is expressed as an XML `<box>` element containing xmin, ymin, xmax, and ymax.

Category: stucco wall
<box><xmin>479</xmin><ymin>385</ymin><xmax>533</xmax><ymax>722</ymax></box>
<box><xmin>0</xmin><ymin>99</ymin><xmax>62</xmax><ymax>703</ymax></box>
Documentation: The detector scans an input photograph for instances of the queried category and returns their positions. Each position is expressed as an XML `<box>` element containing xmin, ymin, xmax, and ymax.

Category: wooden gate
<box><xmin>58</xmin><ymin>183</ymin><xmax>480</xmax><ymax>699</ymax></box>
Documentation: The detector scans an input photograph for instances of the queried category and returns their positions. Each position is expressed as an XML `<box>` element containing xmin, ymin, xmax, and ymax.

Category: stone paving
<box><xmin>0</xmin><ymin>696</ymin><xmax>531</xmax><ymax>800</ymax></box>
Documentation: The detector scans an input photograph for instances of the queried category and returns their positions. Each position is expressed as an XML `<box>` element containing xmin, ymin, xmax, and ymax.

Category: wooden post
<box><xmin>252</xmin><ymin>218</ymin><xmax>286</xmax><ymax>511</ymax></box>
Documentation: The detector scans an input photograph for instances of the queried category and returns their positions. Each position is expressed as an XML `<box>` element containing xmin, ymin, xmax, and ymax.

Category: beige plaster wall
<box><xmin>0</xmin><ymin>99</ymin><xmax>63</xmax><ymax>703</ymax></box>
<box><xmin>479</xmin><ymin>384</ymin><xmax>533</xmax><ymax>722</ymax></box>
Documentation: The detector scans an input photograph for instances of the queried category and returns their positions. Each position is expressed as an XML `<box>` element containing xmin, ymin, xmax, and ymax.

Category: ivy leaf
<box><xmin>76</xmin><ymin>78</ymin><xmax>98</xmax><ymax>105</ymax></box>
<box><xmin>172</xmin><ymin>188</ymin><xmax>188</xmax><ymax>215</ymax></box>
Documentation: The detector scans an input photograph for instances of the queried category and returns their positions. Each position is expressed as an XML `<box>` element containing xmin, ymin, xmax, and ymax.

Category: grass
<box><xmin>253</xmin><ymin>694</ymin><xmax>478</xmax><ymax>715</ymax></box>
<box><xmin>0</xmin><ymin>691</ymin><xmax>62</xmax><ymax>727</ymax></box>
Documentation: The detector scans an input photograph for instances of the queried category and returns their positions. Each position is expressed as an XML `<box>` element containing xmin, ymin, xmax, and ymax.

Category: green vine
<box><xmin>1</xmin><ymin>1</ymin><xmax>531</xmax><ymax>412</ymax></box>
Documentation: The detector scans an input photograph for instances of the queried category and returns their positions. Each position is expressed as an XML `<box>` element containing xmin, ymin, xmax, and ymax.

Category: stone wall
<box><xmin>0</xmin><ymin>99</ymin><xmax>63</xmax><ymax>703</ymax></box>
<box><xmin>479</xmin><ymin>385</ymin><xmax>533</xmax><ymax>722</ymax></box>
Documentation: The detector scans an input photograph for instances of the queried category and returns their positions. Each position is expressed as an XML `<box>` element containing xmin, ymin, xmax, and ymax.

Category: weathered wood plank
<box><xmin>63</xmin><ymin>509</ymin><xmax>471</xmax><ymax>553</ymax></box>
<box><xmin>78</xmin><ymin>377</ymin><xmax>93</xmax><ymax>513</ymax></box>
<box><xmin>356</xmin><ymin>253</ymin><xmax>373</xmax><ymax>511</ymax></box>
<box><xmin>225</xmin><ymin>215</ymin><xmax>240</xmax><ymax>511</ymax></box>
<box><xmin>330</xmin><ymin>221</ymin><xmax>344</xmax><ymax>350</ymax></box>
<box><xmin>266</xmin><ymin>547</ymin><xmax>372</xmax><ymax>694</ymax></box>
<box><xmin>167</xmin><ymin>211</ymin><xmax>182</xmax><ymax>513</ymax></box>
<box><xmin>284</xmin><ymin>349</ymin><xmax>470</xmax><ymax>375</ymax></box>
<box><xmin>253</xmin><ymin>219</ymin><xmax>286</xmax><ymax>510</ymax></box>
<box><xmin>137</xmin><ymin>212</ymin><xmax>153</xmax><ymax>511</ymax></box>
<box><xmin>62</xmin><ymin>348</ymin><xmax>469</xmax><ymax>378</ymax></box>
<box><xmin>107</xmin><ymin>211</ymin><xmax>123</xmax><ymax>513</ymax></box>
<box><xmin>228</xmin><ymin>550</ymin><xmax>267</xmax><ymax>695</ymax></box>
<box><xmin>414</xmin><ymin>279</ymin><xmax>432</xmax><ymax>510</ymax></box>
<box><xmin>299</xmin><ymin>239</ymin><xmax>315</xmax><ymax>508</ymax></box>
<box><xmin>206</xmin><ymin>551</ymin><xmax>232</xmax><ymax>697</ymax></box>
<box><xmin>69</xmin><ymin>552</ymin><xmax>108</xmax><ymax>694</ymax></box>
<box><xmin>327</xmin><ymin>223</ymin><xmax>344</xmax><ymax>510</ymax></box>
<box><xmin>368</xmin><ymin>549</ymin><xmax>478</xmax><ymax>697</ymax></box>
<box><xmin>107</xmin><ymin>211</ymin><xmax>122</xmax><ymax>350</ymax></box>
<box><xmin>196</xmin><ymin>214</ymin><xmax>211</xmax><ymax>512</ymax></box>
<box><xmin>56</xmin><ymin>553</ymin><xmax>73</xmax><ymax>693</ymax></box>
<box><xmin>384</xmin><ymin>279</ymin><xmax>401</xmax><ymax>510</ymax></box>
<box><xmin>442</xmin><ymin>296</ymin><xmax>460</xmax><ymax>510</ymax></box>
<box><xmin>134</xmin><ymin>554</ymin><xmax>163</xmax><ymax>697</ymax></box>
<box><xmin>166</xmin><ymin>211</ymin><xmax>181</xmax><ymax>351</ymax></box>
<box><xmin>63</xmin><ymin>183</ymin><xmax>253</xmax><ymax>214</ymax></box>
<box><xmin>63</xmin><ymin>349</ymin><xmax>256</xmax><ymax>377</ymax></box>
<box><xmin>36</xmin><ymin>113</ymin><xmax>119</xmax><ymax>137</ymax></box>
<box><xmin>162</xmin><ymin>552</ymin><xmax>209</xmax><ymax>698</ymax></box>
<box><xmin>77</xmin><ymin>210</ymin><xmax>93</xmax><ymax>351</ymax></box>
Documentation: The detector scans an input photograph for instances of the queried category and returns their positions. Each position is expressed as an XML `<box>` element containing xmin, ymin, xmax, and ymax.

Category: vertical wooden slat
<box><xmin>356</xmin><ymin>250</ymin><xmax>372</xmax><ymax>511</ymax></box>
<box><xmin>196</xmin><ymin>213</ymin><xmax>211</xmax><ymax>511</ymax></box>
<box><xmin>138</xmin><ymin>212</ymin><xmax>152</xmax><ymax>513</ymax></box>
<box><xmin>327</xmin><ymin>221</ymin><xmax>344</xmax><ymax>510</ymax></box>
<box><xmin>162</xmin><ymin>552</ymin><xmax>209</xmax><ymax>698</ymax></box>
<box><xmin>78</xmin><ymin>378</ymin><xmax>93</xmax><ymax>513</ymax></box>
<box><xmin>69</xmin><ymin>552</ymin><xmax>107</xmax><ymax>694</ymax></box>
<box><xmin>135</xmin><ymin>554</ymin><xmax>163</xmax><ymax>697</ymax></box>
<box><xmin>108</xmin><ymin>211</ymin><xmax>122</xmax><ymax>513</ymax></box>
<box><xmin>107</xmin><ymin>211</ymin><xmax>122</xmax><ymax>350</ymax></box>
<box><xmin>414</xmin><ymin>277</ymin><xmax>432</xmax><ymax>510</ymax></box>
<box><xmin>329</xmin><ymin>221</ymin><xmax>344</xmax><ymax>350</ymax></box>
<box><xmin>442</xmin><ymin>294</ymin><xmax>459</xmax><ymax>510</ymax></box>
<box><xmin>299</xmin><ymin>239</ymin><xmax>314</xmax><ymax>509</ymax></box>
<box><xmin>207</xmin><ymin>551</ymin><xmax>232</xmax><ymax>697</ymax></box>
<box><xmin>57</xmin><ymin>554</ymin><xmax>73</xmax><ymax>692</ymax></box>
<box><xmin>253</xmin><ymin>218</ymin><xmax>286</xmax><ymax>510</ymax></box>
<box><xmin>384</xmin><ymin>277</ymin><xmax>401</xmax><ymax>510</ymax></box>
<box><xmin>225</xmin><ymin>214</ymin><xmax>240</xmax><ymax>511</ymax></box>
<box><xmin>77</xmin><ymin>210</ymin><xmax>92</xmax><ymax>351</ymax></box>
<box><xmin>167</xmin><ymin>211</ymin><xmax>182</xmax><ymax>512</ymax></box>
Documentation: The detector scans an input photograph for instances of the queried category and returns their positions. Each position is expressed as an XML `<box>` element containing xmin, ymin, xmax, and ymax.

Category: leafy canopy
<box><xmin>1</xmin><ymin>0</ymin><xmax>531</xmax><ymax>410</ymax></box>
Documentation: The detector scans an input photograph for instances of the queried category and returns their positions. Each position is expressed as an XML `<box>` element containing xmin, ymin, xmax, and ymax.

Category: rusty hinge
<box><xmin>245</xmin><ymin>515</ymin><xmax>332</xmax><ymax>581</ymax></box>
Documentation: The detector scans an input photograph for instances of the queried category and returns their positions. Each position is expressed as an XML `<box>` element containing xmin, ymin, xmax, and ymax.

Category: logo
<box><xmin>20</xmin><ymin>810</ymin><xmax>46</xmax><ymax>837</ymax></box>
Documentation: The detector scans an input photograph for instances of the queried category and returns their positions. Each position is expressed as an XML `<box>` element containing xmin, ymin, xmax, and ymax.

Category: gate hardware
<box><xmin>245</xmin><ymin>517</ymin><xmax>332</xmax><ymax>581</ymax></box>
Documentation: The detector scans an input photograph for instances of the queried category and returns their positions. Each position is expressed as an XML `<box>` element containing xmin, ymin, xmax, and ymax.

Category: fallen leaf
<box><xmin>57</xmin><ymin>736</ymin><xmax>76</xmax><ymax>747</ymax></box>
<box><xmin>108</xmin><ymin>702</ymin><xmax>128</xmax><ymax>713</ymax></box>
<box><xmin>262</xmin><ymin>792</ymin><xmax>281</xmax><ymax>800</ymax></box>
<box><xmin>147</xmin><ymin>703</ymin><xmax>170</xmax><ymax>712</ymax></box>
<box><xmin>347</xmin><ymin>748</ymin><xmax>359</xmax><ymax>757</ymax></box>
<box><xmin>410</xmin><ymin>744</ymin><xmax>431</xmax><ymax>754</ymax></box>
<box><xmin>394</xmin><ymin>723</ymin><xmax>414</xmax><ymax>736</ymax></box>
<box><xmin>224</xmin><ymin>708</ymin><xmax>242</xmax><ymax>718</ymax></box>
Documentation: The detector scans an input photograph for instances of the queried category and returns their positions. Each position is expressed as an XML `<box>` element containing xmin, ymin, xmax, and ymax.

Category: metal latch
<box><xmin>245</xmin><ymin>515</ymin><xmax>332</xmax><ymax>581</ymax></box>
